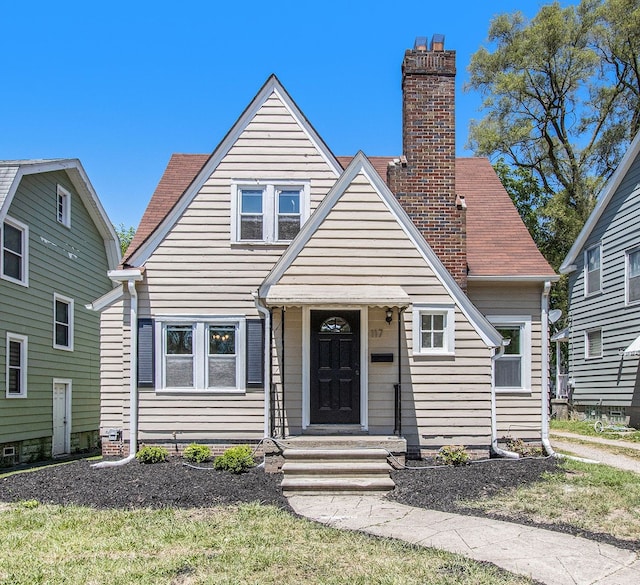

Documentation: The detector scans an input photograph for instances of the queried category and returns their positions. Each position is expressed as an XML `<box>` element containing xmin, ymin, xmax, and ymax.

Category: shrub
<box><xmin>436</xmin><ymin>445</ymin><xmax>470</xmax><ymax>466</ymax></box>
<box><xmin>183</xmin><ymin>443</ymin><xmax>212</xmax><ymax>464</ymax></box>
<box><xmin>504</xmin><ymin>436</ymin><xmax>544</xmax><ymax>457</ymax></box>
<box><xmin>213</xmin><ymin>445</ymin><xmax>255</xmax><ymax>473</ymax></box>
<box><xmin>135</xmin><ymin>445</ymin><xmax>169</xmax><ymax>464</ymax></box>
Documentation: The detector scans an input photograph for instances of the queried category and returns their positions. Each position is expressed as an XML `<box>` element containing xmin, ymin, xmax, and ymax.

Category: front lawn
<box><xmin>461</xmin><ymin>459</ymin><xmax>640</xmax><ymax>544</ymax></box>
<box><xmin>0</xmin><ymin>501</ymin><xmax>536</xmax><ymax>585</ymax></box>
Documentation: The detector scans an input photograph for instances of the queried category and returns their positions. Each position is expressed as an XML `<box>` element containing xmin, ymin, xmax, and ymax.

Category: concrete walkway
<box><xmin>288</xmin><ymin>495</ymin><xmax>640</xmax><ymax>585</ymax></box>
<box><xmin>550</xmin><ymin>432</ymin><xmax>640</xmax><ymax>474</ymax></box>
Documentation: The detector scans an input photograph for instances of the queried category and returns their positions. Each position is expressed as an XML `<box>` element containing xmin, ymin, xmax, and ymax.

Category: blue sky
<box><xmin>0</xmin><ymin>0</ymin><xmax>553</xmax><ymax>229</ymax></box>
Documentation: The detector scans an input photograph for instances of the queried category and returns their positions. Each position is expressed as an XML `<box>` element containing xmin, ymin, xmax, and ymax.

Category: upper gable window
<box><xmin>1</xmin><ymin>217</ymin><xmax>28</xmax><ymax>286</ymax></box>
<box><xmin>584</xmin><ymin>244</ymin><xmax>601</xmax><ymax>295</ymax></box>
<box><xmin>56</xmin><ymin>184</ymin><xmax>71</xmax><ymax>227</ymax></box>
<box><xmin>626</xmin><ymin>247</ymin><xmax>640</xmax><ymax>305</ymax></box>
<box><xmin>232</xmin><ymin>182</ymin><xmax>309</xmax><ymax>244</ymax></box>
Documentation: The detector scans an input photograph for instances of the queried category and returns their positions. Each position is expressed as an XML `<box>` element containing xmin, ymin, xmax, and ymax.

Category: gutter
<box><xmin>541</xmin><ymin>281</ymin><xmax>555</xmax><ymax>457</ymax></box>
<box><xmin>491</xmin><ymin>342</ymin><xmax>520</xmax><ymax>459</ymax></box>
<box><xmin>93</xmin><ymin>272</ymin><xmax>142</xmax><ymax>468</ymax></box>
<box><xmin>253</xmin><ymin>292</ymin><xmax>272</xmax><ymax>440</ymax></box>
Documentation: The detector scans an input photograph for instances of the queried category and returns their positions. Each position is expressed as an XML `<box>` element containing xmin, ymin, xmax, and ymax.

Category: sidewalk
<box><xmin>288</xmin><ymin>494</ymin><xmax>640</xmax><ymax>585</ymax></box>
<box><xmin>550</xmin><ymin>431</ymin><xmax>640</xmax><ymax>474</ymax></box>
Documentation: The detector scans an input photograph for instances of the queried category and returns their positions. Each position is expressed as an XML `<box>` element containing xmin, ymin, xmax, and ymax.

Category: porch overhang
<box><xmin>262</xmin><ymin>284</ymin><xmax>411</xmax><ymax>307</ymax></box>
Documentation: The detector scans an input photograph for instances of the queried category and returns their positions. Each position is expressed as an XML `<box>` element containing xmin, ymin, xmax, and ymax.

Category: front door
<box><xmin>52</xmin><ymin>381</ymin><xmax>70</xmax><ymax>456</ymax></box>
<box><xmin>310</xmin><ymin>310</ymin><xmax>360</xmax><ymax>424</ymax></box>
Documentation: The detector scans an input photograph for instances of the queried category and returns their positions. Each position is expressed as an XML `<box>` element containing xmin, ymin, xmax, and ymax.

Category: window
<box><xmin>489</xmin><ymin>316</ymin><xmax>531</xmax><ymax>392</ymax></box>
<box><xmin>53</xmin><ymin>294</ymin><xmax>74</xmax><ymax>350</ymax></box>
<box><xmin>56</xmin><ymin>184</ymin><xmax>71</xmax><ymax>227</ymax></box>
<box><xmin>6</xmin><ymin>333</ymin><xmax>27</xmax><ymax>397</ymax></box>
<box><xmin>412</xmin><ymin>305</ymin><xmax>455</xmax><ymax>355</ymax></box>
<box><xmin>156</xmin><ymin>318</ymin><xmax>247</xmax><ymax>391</ymax></box>
<box><xmin>585</xmin><ymin>328</ymin><xmax>603</xmax><ymax>359</ymax></box>
<box><xmin>1</xmin><ymin>217</ymin><xmax>28</xmax><ymax>286</ymax></box>
<box><xmin>627</xmin><ymin>248</ymin><xmax>640</xmax><ymax>304</ymax></box>
<box><xmin>585</xmin><ymin>244</ymin><xmax>601</xmax><ymax>295</ymax></box>
<box><xmin>232</xmin><ymin>182</ymin><xmax>309</xmax><ymax>243</ymax></box>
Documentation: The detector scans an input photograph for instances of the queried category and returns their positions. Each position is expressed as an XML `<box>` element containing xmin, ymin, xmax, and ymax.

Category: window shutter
<box><xmin>246</xmin><ymin>319</ymin><xmax>264</xmax><ymax>388</ymax></box>
<box><xmin>137</xmin><ymin>318</ymin><xmax>155</xmax><ymax>387</ymax></box>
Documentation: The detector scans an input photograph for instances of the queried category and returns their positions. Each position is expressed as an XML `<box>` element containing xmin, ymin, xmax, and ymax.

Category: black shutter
<box><xmin>246</xmin><ymin>318</ymin><xmax>264</xmax><ymax>388</ymax></box>
<box><xmin>137</xmin><ymin>318</ymin><xmax>155</xmax><ymax>388</ymax></box>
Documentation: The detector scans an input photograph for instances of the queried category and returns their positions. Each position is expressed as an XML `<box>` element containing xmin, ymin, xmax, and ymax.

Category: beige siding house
<box><xmin>92</xmin><ymin>38</ymin><xmax>556</xmax><ymax>462</ymax></box>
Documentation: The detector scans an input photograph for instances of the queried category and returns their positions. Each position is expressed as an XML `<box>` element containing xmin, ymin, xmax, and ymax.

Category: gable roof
<box><xmin>560</xmin><ymin>131</ymin><xmax>640</xmax><ymax>274</ymax></box>
<box><xmin>337</xmin><ymin>156</ymin><xmax>556</xmax><ymax>280</ymax></box>
<box><xmin>123</xmin><ymin>75</ymin><xmax>343</xmax><ymax>267</ymax></box>
<box><xmin>0</xmin><ymin>159</ymin><xmax>121</xmax><ymax>270</ymax></box>
<box><xmin>260</xmin><ymin>152</ymin><xmax>504</xmax><ymax>348</ymax></box>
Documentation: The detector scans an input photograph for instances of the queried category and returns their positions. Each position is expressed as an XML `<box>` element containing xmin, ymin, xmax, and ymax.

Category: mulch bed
<box><xmin>0</xmin><ymin>454</ymin><xmax>636</xmax><ymax>551</ymax></box>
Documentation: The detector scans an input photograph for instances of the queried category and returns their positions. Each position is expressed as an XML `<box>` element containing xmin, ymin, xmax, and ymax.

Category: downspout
<box><xmin>93</xmin><ymin>278</ymin><xmax>139</xmax><ymax>468</ymax></box>
<box><xmin>541</xmin><ymin>280</ymin><xmax>555</xmax><ymax>456</ymax></box>
<box><xmin>491</xmin><ymin>343</ymin><xmax>520</xmax><ymax>459</ymax></box>
<box><xmin>281</xmin><ymin>307</ymin><xmax>285</xmax><ymax>438</ymax></box>
<box><xmin>253</xmin><ymin>293</ymin><xmax>272</xmax><ymax>440</ymax></box>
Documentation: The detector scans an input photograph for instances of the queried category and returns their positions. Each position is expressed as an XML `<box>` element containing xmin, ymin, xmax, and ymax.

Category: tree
<box><xmin>468</xmin><ymin>0</ymin><xmax>640</xmax><ymax>271</ymax></box>
<box><xmin>114</xmin><ymin>223</ymin><xmax>136</xmax><ymax>256</ymax></box>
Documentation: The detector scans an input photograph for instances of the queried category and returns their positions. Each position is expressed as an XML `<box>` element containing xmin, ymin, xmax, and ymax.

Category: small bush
<box><xmin>183</xmin><ymin>443</ymin><xmax>212</xmax><ymax>464</ymax></box>
<box><xmin>213</xmin><ymin>445</ymin><xmax>255</xmax><ymax>473</ymax></box>
<box><xmin>436</xmin><ymin>445</ymin><xmax>470</xmax><ymax>466</ymax></box>
<box><xmin>135</xmin><ymin>445</ymin><xmax>169</xmax><ymax>464</ymax></box>
<box><xmin>504</xmin><ymin>436</ymin><xmax>544</xmax><ymax>457</ymax></box>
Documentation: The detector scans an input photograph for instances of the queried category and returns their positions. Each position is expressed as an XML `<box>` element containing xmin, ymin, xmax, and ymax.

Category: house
<box><xmin>0</xmin><ymin>159</ymin><xmax>120</xmax><ymax>464</ymax></box>
<box><xmin>560</xmin><ymin>131</ymin><xmax>640</xmax><ymax>428</ymax></box>
<box><xmin>92</xmin><ymin>37</ymin><xmax>556</xmax><ymax>464</ymax></box>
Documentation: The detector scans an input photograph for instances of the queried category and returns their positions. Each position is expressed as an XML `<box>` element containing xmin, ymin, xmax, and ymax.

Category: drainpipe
<box><xmin>93</xmin><ymin>277</ymin><xmax>140</xmax><ymax>468</ymax></box>
<box><xmin>253</xmin><ymin>293</ymin><xmax>272</xmax><ymax>439</ymax></box>
<box><xmin>541</xmin><ymin>281</ymin><xmax>555</xmax><ymax>457</ymax></box>
<box><xmin>491</xmin><ymin>343</ymin><xmax>520</xmax><ymax>459</ymax></box>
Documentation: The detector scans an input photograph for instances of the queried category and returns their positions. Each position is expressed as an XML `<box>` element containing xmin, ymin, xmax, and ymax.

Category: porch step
<box><xmin>281</xmin><ymin>447</ymin><xmax>395</xmax><ymax>495</ymax></box>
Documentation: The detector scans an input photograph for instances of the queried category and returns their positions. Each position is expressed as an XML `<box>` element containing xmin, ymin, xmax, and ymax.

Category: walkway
<box><xmin>550</xmin><ymin>431</ymin><xmax>640</xmax><ymax>474</ymax></box>
<box><xmin>288</xmin><ymin>494</ymin><xmax>640</xmax><ymax>585</ymax></box>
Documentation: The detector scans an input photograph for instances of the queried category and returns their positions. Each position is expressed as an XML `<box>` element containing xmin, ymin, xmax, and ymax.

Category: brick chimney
<box><xmin>388</xmin><ymin>35</ymin><xmax>467</xmax><ymax>290</ymax></box>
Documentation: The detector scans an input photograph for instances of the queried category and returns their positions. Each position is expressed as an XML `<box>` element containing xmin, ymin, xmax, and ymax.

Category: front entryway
<box><xmin>310</xmin><ymin>310</ymin><xmax>360</xmax><ymax>424</ymax></box>
<box><xmin>52</xmin><ymin>380</ymin><xmax>71</xmax><ymax>456</ymax></box>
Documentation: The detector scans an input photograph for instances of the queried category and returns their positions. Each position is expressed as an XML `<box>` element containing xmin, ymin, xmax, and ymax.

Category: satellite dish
<box><xmin>549</xmin><ymin>309</ymin><xmax>562</xmax><ymax>324</ymax></box>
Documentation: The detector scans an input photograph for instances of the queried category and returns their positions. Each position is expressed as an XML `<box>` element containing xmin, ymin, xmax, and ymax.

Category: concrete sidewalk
<box><xmin>288</xmin><ymin>494</ymin><xmax>640</xmax><ymax>585</ymax></box>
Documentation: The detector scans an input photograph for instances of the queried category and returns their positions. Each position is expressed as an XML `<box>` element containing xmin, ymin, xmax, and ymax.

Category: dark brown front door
<box><xmin>310</xmin><ymin>310</ymin><xmax>360</xmax><ymax>424</ymax></box>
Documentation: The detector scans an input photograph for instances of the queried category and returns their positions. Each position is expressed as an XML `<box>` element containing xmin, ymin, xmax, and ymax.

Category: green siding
<box><xmin>0</xmin><ymin>170</ymin><xmax>112</xmax><ymax>443</ymax></box>
<box><xmin>568</xmin><ymin>150</ymin><xmax>640</xmax><ymax>406</ymax></box>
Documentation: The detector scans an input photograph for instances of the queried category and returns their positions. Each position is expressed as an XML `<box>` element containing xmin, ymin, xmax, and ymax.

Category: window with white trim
<box><xmin>6</xmin><ymin>333</ymin><xmax>27</xmax><ymax>398</ymax></box>
<box><xmin>584</xmin><ymin>244</ymin><xmax>601</xmax><ymax>295</ymax></box>
<box><xmin>232</xmin><ymin>182</ymin><xmax>309</xmax><ymax>243</ymax></box>
<box><xmin>627</xmin><ymin>247</ymin><xmax>640</xmax><ymax>304</ymax></box>
<box><xmin>53</xmin><ymin>294</ymin><xmax>74</xmax><ymax>350</ymax></box>
<box><xmin>585</xmin><ymin>328</ymin><xmax>603</xmax><ymax>359</ymax></box>
<box><xmin>157</xmin><ymin>318</ymin><xmax>246</xmax><ymax>391</ymax></box>
<box><xmin>1</xmin><ymin>217</ymin><xmax>28</xmax><ymax>286</ymax></box>
<box><xmin>412</xmin><ymin>305</ymin><xmax>455</xmax><ymax>355</ymax></box>
<box><xmin>489</xmin><ymin>316</ymin><xmax>531</xmax><ymax>392</ymax></box>
<box><xmin>56</xmin><ymin>184</ymin><xmax>71</xmax><ymax>227</ymax></box>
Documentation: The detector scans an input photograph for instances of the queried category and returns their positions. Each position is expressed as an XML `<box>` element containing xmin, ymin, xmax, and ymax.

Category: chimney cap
<box><xmin>431</xmin><ymin>33</ymin><xmax>445</xmax><ymax>51</ymax></box>
<box><xmin>414</xmin><ymin>36</ymin><xmax>428</xmax><ymax>51</ymax></box>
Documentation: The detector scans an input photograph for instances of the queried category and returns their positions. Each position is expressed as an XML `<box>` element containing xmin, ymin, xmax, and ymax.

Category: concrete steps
<box><xmin>281</xmin><ymin>447</ymin><xmax>395</xmax><ymax>495</ymax></box>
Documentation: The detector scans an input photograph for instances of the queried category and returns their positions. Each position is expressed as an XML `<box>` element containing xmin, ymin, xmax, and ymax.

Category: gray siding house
<box><xmin>0</xmin><ymin>160</ymin><xmax>120</xmax><ymax>464</ymax></box>
<box><xmin>560</xmin><ymin>132</ymin><xmax>640</xmax><ymax>427</ymax></box>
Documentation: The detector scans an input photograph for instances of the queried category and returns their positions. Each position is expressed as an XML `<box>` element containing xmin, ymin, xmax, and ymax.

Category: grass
<box><xmin>550</xmin><ymin>419</ymin><xmax>640</xmax><ymax>442</ymax></box>
<box><xmin>0</xmin><ymin>502</ymin><xmax>537</xmax><ymax>585</ymax></box>
<box><xmin>463</xmin><ymin>459</ymin><xmax>640</xmax><ymax>542</ymax></box>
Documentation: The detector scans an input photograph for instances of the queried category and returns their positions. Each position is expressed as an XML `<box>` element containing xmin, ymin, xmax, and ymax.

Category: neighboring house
<box><xmin>0</xmin><ymin>159</ymin><xmax>120</xmax><ymax>464</ymax></box>
<box><xmin>560</xmin><ymin>131</ymin><xmax>640</xmax><ymax>428</ymax></box>
<box><xmin>92</xmin><ymin>37</ymin><xmax>556</xmax><ymax>460</ymax></box>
